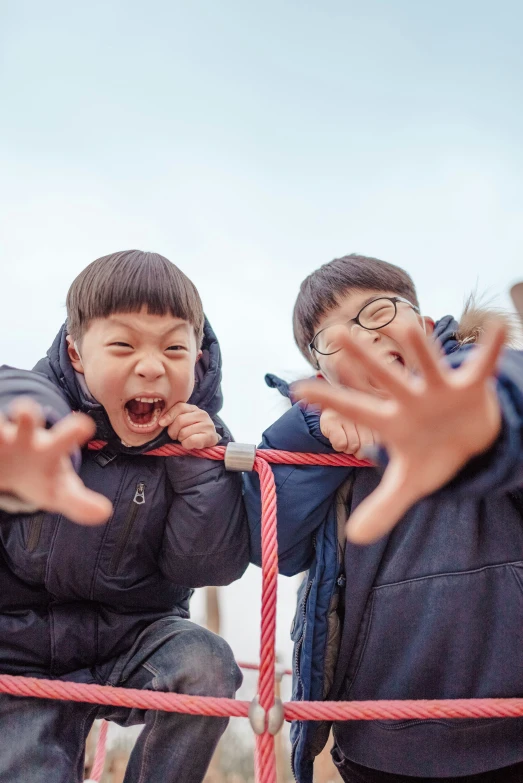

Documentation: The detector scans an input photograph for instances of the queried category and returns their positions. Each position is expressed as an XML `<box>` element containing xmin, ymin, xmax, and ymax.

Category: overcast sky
<box><xmin>2</xmin><ymin>0</ymin><xmax>523</xmax><ymax>678</ymax></box>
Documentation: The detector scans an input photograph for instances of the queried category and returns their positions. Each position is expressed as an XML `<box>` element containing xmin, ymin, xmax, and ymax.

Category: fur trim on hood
<box><xmin>455</xmin><ymin>294</ymin><xmax>519</xmax><ymax>348</ymax></box>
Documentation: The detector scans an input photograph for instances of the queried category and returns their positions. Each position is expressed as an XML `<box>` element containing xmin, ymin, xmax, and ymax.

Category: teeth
<box><xmin>386</xmin><ymin>354</ymin><xmax>399</xmax><ymax>364</ymax></box>
<box><xmin>125</xmin><ymin>408</ymin><xmax>162</xmax><ymax>429</ymax></box>
<box><xmin>133</xmin><ymin>397</ymin><xmax>162</xmax><ymax>403</ymax></box>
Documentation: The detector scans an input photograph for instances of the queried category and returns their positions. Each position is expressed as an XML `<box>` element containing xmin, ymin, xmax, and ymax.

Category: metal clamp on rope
<box><xmin>248</xmin><ymin>696</ymin><xmax>266</xmax><ymax>735</ymax></box>
<box><xmin>268</xmin><ymin>698</ymin><xmax>284</xmax><ymax>735</ymax></box>
<box><xmin>248</xmin><ymin>696</ymin><xmax>284</xmax><ymax>736</ymax></box>
<box><xmin>224</xmin><ymin>443</ymin><xmax>256</xmax><ymax>472</ymax></box>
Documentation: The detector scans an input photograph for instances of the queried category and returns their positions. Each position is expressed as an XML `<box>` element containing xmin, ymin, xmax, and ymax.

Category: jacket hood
<box><xmin>266</xmin><ymin>315</ymin><xmax>461</xmax><ymax>401</ymax></box>
<box><xmin>33</xmin><ymin>318</ymin><xmax>224</xmax><ymax>453</ymax></box>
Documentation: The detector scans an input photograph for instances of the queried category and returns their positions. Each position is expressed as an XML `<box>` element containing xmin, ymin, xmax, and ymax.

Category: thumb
<box><xmin>58</xmin><ymin>472</ymin><xmax>113</xmax><ymax>526</ymax></box>
<box><xmin>346</xmin><ymin>457</ymin><xmax>415</xmax><ymax>544</ymax></box>
<box><xmin>319</xmin><ymin>409</ymin><xmax>335</xmax><ymax>439</ymax></box>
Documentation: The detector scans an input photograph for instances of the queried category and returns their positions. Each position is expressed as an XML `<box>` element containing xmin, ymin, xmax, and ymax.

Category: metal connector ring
<box><xmin>224</xmin><ymin>443</ymin><xmax>256</xmax><ymax>472</ymax></box>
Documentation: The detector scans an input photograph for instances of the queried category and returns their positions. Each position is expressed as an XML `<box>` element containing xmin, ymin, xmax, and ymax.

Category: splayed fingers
<box><xmin>0</xmin><ymin>402</ymin><xmax>112</xmax><ymax>526</ymax></box>
<box><xmin>55</xmin><ymin>468</ymin><xmax>113</xmax><ymax>526</ymax></box>
<box><xmin>324</xmin><ymin>327</ymin><xmax>415</xmax><ymax>400</ymax></box>
<box><xmin>345</xmin><ymin>457</ymin><xmax>413</xmax><ymax>543</ymax></box>
<box><xmin>8</xmin><ymin>398</ymin><xmax>45</xmax><ymax>448</ymax></box>
<box><xmin>44</xmin><ymin>412</ymin><xmax>96</xmax><ymax>460</ymax></box>
<box><xmin>296</xmin><ymin>318</ymin><xmax>506</xmax><ymax>544</ymax></box>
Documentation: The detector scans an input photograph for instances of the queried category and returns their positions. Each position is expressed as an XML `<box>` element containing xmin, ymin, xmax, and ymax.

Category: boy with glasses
<box><xmin>245</xmin><ymin>253</ymin><xmax>523</xmax><ymax>782</ymax></box>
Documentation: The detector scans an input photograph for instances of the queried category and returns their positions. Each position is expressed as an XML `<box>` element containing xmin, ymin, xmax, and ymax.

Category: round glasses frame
<box><xmin>308</xmin><ymin>296</ymin><xmax>420</xmax><ymax>368</ymax></box>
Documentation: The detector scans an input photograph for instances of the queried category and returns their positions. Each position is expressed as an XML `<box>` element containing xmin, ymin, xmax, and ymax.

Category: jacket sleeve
<box><xmin>244</xmin><ymin>403</ymin><xmax>354</xmax><ymax>577</ymax></box>
<box><xmin>0</xmin><ymin>365</ymin><xmax>73</xmax><ymax>423</ymax></box>
<box><xmin>0</xmin><ymin>366</ymin><xmax>78</xmax><ymax>513</ymax></box>
<box><xmin>439</xmin><ymin>347</ymin><xmax>523</xmax><ymax>498</ymax></box>
<box><xmin>159</xmin><ymin>451</ymin><xmax>249</xmax><ymax>588</ymax></box>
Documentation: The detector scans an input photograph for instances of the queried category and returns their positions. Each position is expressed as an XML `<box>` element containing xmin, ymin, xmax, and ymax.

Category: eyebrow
<box><xmin>108</xmin><ymin>317</ymin><xmax>190</xmax><ymax>338</ymax></box>
<box><xmin>359</xmin><ymin>295</ymin><xmax>381</xmax><ymax>309</ymax></box>
<box><xmin>346</xmin><ymin>295</ymin><xmax>384</xmax><ymax>318</ymax></box>
<box><xmin>317</xmin><ymin>295</ymin><xmax>389</xmax><ymax>332</ymax></box>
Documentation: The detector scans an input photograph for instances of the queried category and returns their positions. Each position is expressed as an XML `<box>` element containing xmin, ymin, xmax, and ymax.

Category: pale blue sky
<box><xmin>1</xmin><ymin>0</ymin><xmax>523</xmax><ymax>669</ymax></box>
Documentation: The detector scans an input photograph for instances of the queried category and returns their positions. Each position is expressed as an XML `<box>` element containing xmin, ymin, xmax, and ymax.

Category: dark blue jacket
<box><xmin>245</xmin><ymin>317</ymin><xmax>523</xmax><ymax>780</ymax></box>
<box><xmin>0</xmin><ymin>320</ymin><xmax>248</xmax><ymax>677</ymax></box>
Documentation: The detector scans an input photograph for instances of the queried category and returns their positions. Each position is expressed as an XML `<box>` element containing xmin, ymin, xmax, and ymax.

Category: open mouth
<box><xmin>386</xmin><ymin>352</ymin><xmax>405</xmax><ymax>368</ymax></box>
<box><xmin>124</xmin><ymin>397</ymin><xmax>166</xmax><ymax>431</ymax></box>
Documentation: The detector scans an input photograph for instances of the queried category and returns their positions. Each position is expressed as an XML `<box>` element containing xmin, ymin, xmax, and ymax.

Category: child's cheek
<box><xmin>169</xmin><ymin>370</ymin><xmax>197</xmax><ymax>404</ymax></box>
<box><xmin>329</xmin><ymin>353</ymin><xmax>369</xmax><ymax>393</ymax></box>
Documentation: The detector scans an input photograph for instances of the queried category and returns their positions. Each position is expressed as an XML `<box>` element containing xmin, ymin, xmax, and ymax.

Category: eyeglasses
<box><xmin>309</xmin><ymin>296</ymin><xmax>420</xmax><ymax>367</ymax></box>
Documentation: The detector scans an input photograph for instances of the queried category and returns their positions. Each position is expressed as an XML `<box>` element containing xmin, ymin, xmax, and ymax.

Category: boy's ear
<box><xmin>66</xmin><ymin>335</ymin><xmax>85</xmax><ymax>374</ymax></box>
<box><xmin>193</xmin><ymin>349</ymin><xmax>203</xmax><ymax>382</ymax></box>
<box><xmin>423</xmin><ymin>317</ymin><xmax>435</xmax><ymax>335</ymax></box>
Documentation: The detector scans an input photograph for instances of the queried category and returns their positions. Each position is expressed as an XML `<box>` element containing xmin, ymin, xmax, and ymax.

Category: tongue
<box><xmin>127</xmin><ymin>400</ymin><xmax>154</xmax><ymax>416</ymax></box>
<box><xmin>126</xmin><ymin>399</ymin><xmax>157</xmax><ymax>425</ymax></box>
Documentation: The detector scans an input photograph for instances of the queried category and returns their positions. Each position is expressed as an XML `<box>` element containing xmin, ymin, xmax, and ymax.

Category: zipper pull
<box><xmin>133</xmin><ymin>482</ymin><xmax>146</xmax><ymax>505</ymax></box>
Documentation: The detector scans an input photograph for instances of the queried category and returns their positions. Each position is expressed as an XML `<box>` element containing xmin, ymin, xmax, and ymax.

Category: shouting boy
<box><xmin>245</xmin><ymin>254</ymin><xmax>523</xmax><ymax>783</ymax></box>
<box><xmin>0</xmin><ymin>250</ymin><xmax>248</xmax><ymax>783</ymax></box>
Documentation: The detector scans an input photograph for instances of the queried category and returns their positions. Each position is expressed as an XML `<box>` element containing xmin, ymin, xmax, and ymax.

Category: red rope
<box><xmin>3</xmin><ymin>672</ymin><xmax>523</xmax><ymax>722</ymax></box>
<box><xmin>254</xmin><ymin>456</ymin><xmax>278</xmax><ymax>782</ymax></box>
<box><xmin>3</xmin><ymin>440</ymin><xmax>515</xmax><ymax>783</ymax></box>
<box><xmin>0</xmin><ymin>674</ymin><xmax>249</xmax><ymax>717</ymax></box>
<box><xmin>90</xmin><ymin>719</ymin><xmax>109</xmax><ymax>782</ymax></box>
<box><xmin>284</xmin><ymin>697</ymin><xmax>523</xmax><ymax>721</ymax></box>
<box><xmin>87</xmin><ymin>440</ymin><xmax>371</xmax><ymax>468</ymax></box>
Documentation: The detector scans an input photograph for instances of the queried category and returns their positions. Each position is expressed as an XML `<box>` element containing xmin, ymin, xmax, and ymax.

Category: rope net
<box><xmin>3</xmin><ymin>441</ymin><xmax>521</xmax><ymax>783</ymax></box>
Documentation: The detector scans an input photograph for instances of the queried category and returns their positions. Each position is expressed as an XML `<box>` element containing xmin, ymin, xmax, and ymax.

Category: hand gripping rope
<box><xmin>2</xmin><ymin>441</ymin><xmax>523</xmax><ymax>783</ymax></box>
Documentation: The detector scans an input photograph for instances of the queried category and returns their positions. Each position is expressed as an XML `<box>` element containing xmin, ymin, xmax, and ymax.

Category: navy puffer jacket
<box><xmin>0</xmin><ymin>319</ymin><xmax>248</xmax><ymax>677</ymax></box>
<box><xmin>246</xmin><ymin>317</ymin><xmax>523</xmax><ymax>781</ymax></box>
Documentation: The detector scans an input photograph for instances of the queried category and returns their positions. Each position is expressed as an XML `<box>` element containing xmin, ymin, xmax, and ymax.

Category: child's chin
<box><xmin>112</xmin><ymin>416</ymin><xmax>162</xmax><ymax>447</ymax></box>
<box><xmin>123</xmin><ymin>431</ymin><xmax>161</xmax><ymax>447</ymax></box>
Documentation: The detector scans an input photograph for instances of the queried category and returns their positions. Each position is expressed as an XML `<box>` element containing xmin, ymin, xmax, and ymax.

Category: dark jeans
<box><xmin>0</xmin><ymin>617</ymin><xmax>242</xmax><ymax>783</ymax></box>
<box><xmin>332</xmin><ymin>747</ymin><xmax>523</xmax><ymax>783</ymax></box>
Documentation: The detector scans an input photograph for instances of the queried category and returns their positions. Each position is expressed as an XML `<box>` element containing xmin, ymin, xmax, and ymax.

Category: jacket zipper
<box><xmin>290</xmin><ymin>734</ymin><xmax>299</xmax><ymax>781</ymax></box>
<box><xmin>293</xmin><ymin>634</ymin><xmax>305</xmax><ymax>679</ymax></box>
<box><xmin>111</xmin><ymin>482</ymin><xmax>146</xmax><ymax>573</ymax></box>
<box><xmin>293</xmin><ymin>579</ymin><xmax>313</xmax><ymax>677</ymax></box>
<box><xmin>290</xmin><ymin>579</ymin><xmax>314</xmax><ymax>780</ymax></box>
<box><xmin>291</xmin><ymin>481</ymin><xmax>353</xmax><ymax>781</ymax></box>
<box><xmin>26</xmin><ymin>513</ymin><xmax>44</xmax><ymax>552</ymax></box>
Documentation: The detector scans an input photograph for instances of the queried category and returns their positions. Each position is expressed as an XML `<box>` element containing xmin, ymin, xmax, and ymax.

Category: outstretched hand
<box><xmin>295</xmin><ymin>320</ymin><xmax>506</xmax><ymax>544</ymax></box>
<box><xmin>0</xmin><ymin>399</ymin><xmax>112</xmax><ymax>525</ymax></box>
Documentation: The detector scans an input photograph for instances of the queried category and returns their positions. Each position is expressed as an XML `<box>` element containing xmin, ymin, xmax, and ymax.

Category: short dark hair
<box><xmin>293</xmin><ymin>253</ymin><xmax>419</xmax><ymax>364</ymax></box>
<box><xmin>66</xmin><ymin>250</ymin><xmax>204</xmax><ymax>344</ymax></box>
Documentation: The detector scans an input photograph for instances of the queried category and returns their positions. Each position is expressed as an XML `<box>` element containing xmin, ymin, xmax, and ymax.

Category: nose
<box><xmin>135</xmin><ymin>353</ymin><xmax>166</xmax><ymax>381</ymax></box>
<box><xmin>350</xmin><ymin>323</ymin><xmax>381</xmax><ymax>344</ymax></box>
